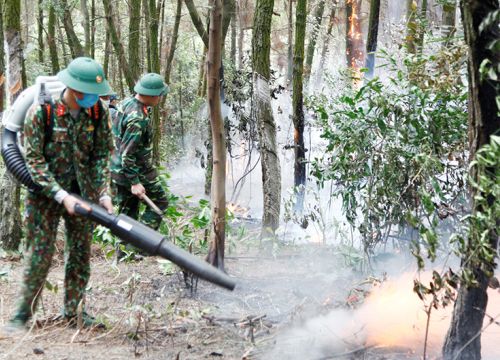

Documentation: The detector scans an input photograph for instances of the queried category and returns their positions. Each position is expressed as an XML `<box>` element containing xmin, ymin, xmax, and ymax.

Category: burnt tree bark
<box><xmin>292</xmin><ymin>0</ymin><xmax>306</xmax><ymax>211</ymax></box>
<box><xmin>345</xmin><ymin>0</ymin><xmax>364</xmax><ymax>78</ymax></box>
<box><xmin>206</xmin><ymin>0</ymin><xmax>226</xmax><ymax>270</ymax></box>
<box><xmin>365</xmin><ymin>0</ymin><xmax>381</xmax><ymax>79</ymax></box>
<box><xmin>0</xmin><ymin>0</ymin><xmax>23</xmax><ymax>251</ymax></box>
<box><xmin>252</xmin><ymin>0</ymin><xmax>281</xmax><ymax>236</ymax></box>
<box><xmin>442</xmin><ymin>1</ymin><xmax>500</xmax><ymax>359</ymax></box>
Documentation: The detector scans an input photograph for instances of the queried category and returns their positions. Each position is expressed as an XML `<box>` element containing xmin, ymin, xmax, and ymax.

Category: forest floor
<box><xmin>0</xmin><ymin>225</ymin><xmax>435</xmax><ymax>360</ymax></box>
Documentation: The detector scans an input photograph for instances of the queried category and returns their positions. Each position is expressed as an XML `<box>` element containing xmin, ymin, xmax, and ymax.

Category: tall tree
<box><xmin>165</xmin><ymin>0</ymin><xmax>182</xmax><ymax>84</ymax></box>
<box><xmin>252</xmin><ymin>0</ymin><xmax>281</xmax><ymax>236</ymax></box>
<box><xmin>292</xmin><ymin>0</ymin><xmax>306</xmax><ymax>211</ymax></box>
<box><xmin>406</xmin><ymin>0</ymin><xmax>417</xmax><ymax>53</ymax></box>
<box><xmin>59</xmin><ymin>0</ymin><xmax>84</xmax><ymax>57</ymax></box>
<box><xmin>206</xmin><ymin>0</ymin><xmax>226</xmax><ymax>270</ymax></box>
<box><xmin>102</xmin><ymin>0</ymin><xmax>135</xmax><ymax>92</ymax></box>
<box><xmin>37</xmin><ymin>0</ymin><xmax>44</xmax><ymax>63</ymax></box>
<box><xmin>0</xmin><ymin>0</ymin><xmax>5</xmax><ymax>113</ymax></box>
<box><xmin>442</xmin><ymin>1</ymin><xmax>500</xmax><ymax>358</ymax></box>
<box><xmin>129</xmin><ymin>0</ymin><xmax>141</xmax><ymax>81</ymax></box>
<box><xmin>47</xmin><ymin>4</ymin><xmax>59</xmax><ymax>72</ymax></box>
<box><xmin>286</xmin><ymin>0</ymin><xmax>293</xmax><ymax>83</ymax></box>
<box><xmin>185</xmin><ymin>0</ymin><xmax>209</xmax><ymax>48</ymax></box>
<box><xmin>81</xmin><ymin>0</ymin><xmax>91</xmax><ymax>55</ymax></box>
<box><xmin>90</xmin><ymin>0</ymin><xmax>96</xmax><ymax>57</ymax></box>
<box><xmin>316</xmin><ymin>3</ymin><xmax>337</xmax><ymax>83</ymax></box>
<box><xmin>442</xmin><ymin>0</ymin><xmax>456</xmax><ymax>45</ymax></box>
<box><xmin>0</xmin><ymin>0</ymin><xmax>23</xmax><ymax>251</ymax></box>
<box><xmin>346</xmin><ymin>0</ymin><xmax>364</xmax><ymax>81</ymax></box>
<box><xmin>304</xmin><ymin>0</ymin><xmax>325</xmax><ymax>83</ymax></box>
<box><xmin>365</xmin><ymin>0</ymin><xmax>381</xmax><ymax>79</ymax></box>
<box><xmin>148</xmin><ymin>0</ymin><xmax>162</xmax><ymax>164</ymax></box>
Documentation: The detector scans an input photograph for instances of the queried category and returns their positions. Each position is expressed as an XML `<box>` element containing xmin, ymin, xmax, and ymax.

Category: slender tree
<box><xmin>0</xmin><ymin>0</ymin><xmax>23</xmax><ymax>251</ymax></box>
<box><xmin>90</xmin><ymin>0</ymin><xmax>96</xmax><ymax>57</ymax></box>
<box><xmin>59</xmin><ymin>0</ymin><xmax>84</xmax><ymax>57</ymax></box>
<box><xmin>442</xmin><ymin>0</ymin><xmax>456</xmax><ymax>45</ymax></box>
<box><xmin>304</xmin><ymin>0</ymin><xmax>325</xmax><ymax>83</ymax></box>
<box><xmin>443</xmin><ymin>1</ymin><xmax>500</xmax><ymax>358</ymax></box>
<box><xmin>406</xmin><ymin>0</ymin><xmax>417</xmax><ymax>53</ymax></box>
<box><xmin>37</xmin><ymin>0</ymin><xmax>44</xmax><ymax>63</ymax></box>
<box><xmin>0</xmin><ymin>0</ymin><xmax>5</xmax><ymax>113</ymax></box>
<box><xmin>316</xmin><ymin>3</ymin><xmax>337</xmax><ymax>83</ymax></box>
<box><xmin>252</xmin><ymin>0</ymin><xmax>281</xmax><ymax>236</ymax></box>
<box><xmin>102</xmin><ymin>0</ymin><xmax>135</xmax><ymax>92</ymax></box>
<box><xmin>129</xmin><ymin>0</ymin><xmax>141</xmax><ymax>81</ymax></box>
<box><xmin>47</xmin><ymin>4</ymin><xmax>59</xmax><ymax>73</ymax></box>
<box><xmin>165</xmin><ymin>0</ymin><xmax>182</xmax><ymax>84</ymax></box>
<box><xmin>237</xmin><ymin>0</ymin><xmax>244</xmax><ymax>69</ymax></box>
<box><xmin>292</xmin><ymin>0</ymin><xmax>306</xmax><ymax>211</ymax></box>
<box><xmin>185</xmin><ymin>0</ymin><xmax>209</xmax><ymax>48</ymax></box>
<box><xmin>81</xmin><ymin>0</ymin><xmax>91</xmax><ymax>55</ymax></box>
<box><xmin>286</xmin><ymin>0</ymin><xmax>293</xmax><ymax>83</ymax></box>
<box><xmin>148</xmin><ymin>0</ymin><xmax>162</xmax><ymax>164</ymax></box>
<box><xmin>365</xmin><ymin>0</ymin><xmax>381</xmax><ymax>79</ymax></box>
<box><xmin>206</xmin><ymin>0</ymin><xmax>226</xmax><ymax>269</ymax></box>
<box><xmin>230</xmin><ymin>4</ymin><xmax>237</xmax><ymax>63</ymax></box>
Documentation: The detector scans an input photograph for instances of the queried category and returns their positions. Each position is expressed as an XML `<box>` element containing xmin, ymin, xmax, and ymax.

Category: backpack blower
<box><xmin>1</xmin><ymin>76</ymin><xmax>236</xmax><ymax>291</ymax></box>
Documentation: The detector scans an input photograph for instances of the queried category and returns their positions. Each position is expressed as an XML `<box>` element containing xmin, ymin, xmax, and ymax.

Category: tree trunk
<box><xmin>416</xmin><ymin>0</ymin><xmax>428</xmax><ymax>51</ymax></box>
<box><xmin>185</xmin><ymin>0</ymin><xmax>209</xmax><ymax>48</ymax></box>
<box><xmin>406</xmin><ymin>0</ymin><xmax>417</xmax><ymax>53</ymax></box>
<box><xmin>90</xmin><ymin>0</ymin><xmax>96</xmax><ymax>57</ymax></box>
<box><xmin>59</xmin><ymin>0</ymin><xmax>84</xmax><ymax>58</ymax></box>
<box><xmin>230</xmin><ymin>4</ymin><xmax>236</xmax><ymax>64</ymax></box>
<box><xmin>365</xmin><ymin>0</ymin><xmax>381</xmax><ymax>79</ymax></box>
<box><xmin>81</xmin><ymin>0</ymin><xmax>91</xmax><ymax>56</ymax></box>
<box><xmin>442</xmin><ymin>1</ymin><xmax>500</xmax><ymax>359</ymax></box>
<box><xmin>222</xmin><ymin>0</ymin><xmax>235</xmax><ymax>44</ymax></box>
<box><xmin>286</xmin><ymin>0</ymin><xmax>293</xmax><ymax>83</ymax></box>
<box><xmin>103</xmin><ymin>22</ymin><xmax>111</xmax><ymax>78</ymax></box>
<box><xmin>102</xmin><ymin>0</ymin><xmax>135</xmax><ymax>92</ymax></box>
<box><xmin>0</xmin><ymin>0</ymin><xmax>23</xmax><ymax>251</ymax></box>
<box><xmin>37</xmin><ymin>0</ymin><xmax>44</xmax><ymax>63</ymax></box>
<box><xmin>48</xmin><ymin>4</ymin><xmax>60</xmax><ymax>73</ymax></box>
<box><xmin>165</xmin><ymin>0</ymin><xmax>182</xmax><ymax>84</ymax></box>
<box><xmin>345</xmin><ymin>0</ymin><xmax>364</xmax><ymax>82</ymax></box>
<box><xmin>252</xmin><ymin>0</ymin><xmax>281</xmax><ymax>236</ymax></box>
<box><xmin>292</xmin><ymin>0</ymin><xmax>306</xmax><ymax>211</ymax></box>
<box><xmin>237</xmin><ymin>0</ymin><xmax>244</xmax><ymax>69</ymax></box>
<box><xmin>304</xmin><ymin>0</ymin><xmax>325</xmax><ymax>83</ymax></box>
<box><xmin>148</xmin><ymin>0</ymin><xmax>162</xmax><ymax>165</ymax></box>
<box><xmin>0</xmin><ymin>0</ymin><xmax>5</xmax><ymax>112</ymax></box>
<box><xmin>316</xmin><ymin>4</ymin><xmax>336</xmax><ymax>83</ymax></box>
<box><xmin>206</xmin><ymin>0</ymin><xmax>226</xmax><ymax>270</ymax></box>
<box><xmin>442</xmin><ymin>1</ymin><xmax>456</xmax><ymax>45</ymax></box>
<box><xmin>56</xmin><ymin>17</ymin><xmax>69</xmax><ymax>67</ymax></box>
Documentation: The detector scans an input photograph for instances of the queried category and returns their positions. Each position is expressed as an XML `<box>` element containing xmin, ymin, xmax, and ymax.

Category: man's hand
<box><xmin>62</xmin><ymin>195</ymin><xmax>91</xmax><ymax>216</ymax></box>
<box><xmin>131</xmin><ymin>183</ymin><xmax>146</xmax><ymax>199</ymax></box>
<box><xmin>99</xmin><ymin>197</ymin><xmax>114</xmax><ymax>214</ymax></box>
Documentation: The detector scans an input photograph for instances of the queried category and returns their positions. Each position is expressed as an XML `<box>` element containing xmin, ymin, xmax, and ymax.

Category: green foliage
<box><xmin>310</xmin><ymin>44</ymin><xmax>468</xmax><ymax>256</ymax></box>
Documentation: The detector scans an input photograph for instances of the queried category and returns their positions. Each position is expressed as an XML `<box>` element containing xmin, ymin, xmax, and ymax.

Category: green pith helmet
<box><xmin>57</xmin><ymin>57</ymin><xmax>111</xmax><ymax>95</ymax></box>
<box><xmin>134</xmin><ymin>73</ymin><xmax>169</xmax><ymax>96</ymax></box>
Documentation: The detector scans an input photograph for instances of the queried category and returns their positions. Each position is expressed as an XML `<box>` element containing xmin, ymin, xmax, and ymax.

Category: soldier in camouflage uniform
<box><xmin>8</xmin><ymin>57</ymin><xmax>113</xmax><ymax>329</ymax></box>
<box><xmin>111</xmin><ymin>73</ymin><xmax>169</xmax><ymax>234</ymax></box>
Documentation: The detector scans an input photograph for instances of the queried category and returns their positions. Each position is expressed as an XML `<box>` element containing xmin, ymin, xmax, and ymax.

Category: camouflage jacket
<box><xmin>23</xmin><ymin>95</ymin><xmax>113</xmax><ymax>201</ymax></box>
<box><xmin>111</xmin><ymin>97</ymin><xmax>156</xmax><ymax>186</ymax></box>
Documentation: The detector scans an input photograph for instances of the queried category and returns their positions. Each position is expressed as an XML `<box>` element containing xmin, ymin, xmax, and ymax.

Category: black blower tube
<box><xmin>75</xmin><ymin>203</ymin><xmax>236</xmax><ymax>291</ymax></box>
<box><xmin>1</xmin><ymin>128</ymin><xmax>41</xmax><ymax>192</ymax></box>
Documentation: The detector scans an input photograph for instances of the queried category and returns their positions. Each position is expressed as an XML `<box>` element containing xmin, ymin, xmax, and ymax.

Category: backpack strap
<box><xmin>41</xmin><ymin>101</ymin><xmax>55</xmax><ymax>154</ymax></box>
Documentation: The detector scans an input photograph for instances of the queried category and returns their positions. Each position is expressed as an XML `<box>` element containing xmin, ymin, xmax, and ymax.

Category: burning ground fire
<box><xmin>268</xmin><ymin>272</ymin><xmax>500</xmax><ymax>359</ymax></box>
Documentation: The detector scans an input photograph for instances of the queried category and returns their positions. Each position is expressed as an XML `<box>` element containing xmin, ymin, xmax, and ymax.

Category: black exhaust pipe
<box><xmin>1</xmin><ymin>128</ymin><xmax>41</xmax><ymax>192</ymax></box>
<box><xmin>75</xmin><ymin>203</ymin><xmax>236</xmax><ymax>291</ymax></box>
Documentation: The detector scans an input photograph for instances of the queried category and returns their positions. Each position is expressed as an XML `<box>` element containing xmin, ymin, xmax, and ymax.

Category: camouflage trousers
<box><xmin>13</xmin><ymin>193</ymin><xmax>93</xmax><ymax>323</ymax></box>
<box><xmin>112</xmin><ymin>178</ymin><xmax>168</xmax><ymax>231</ymax></box>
